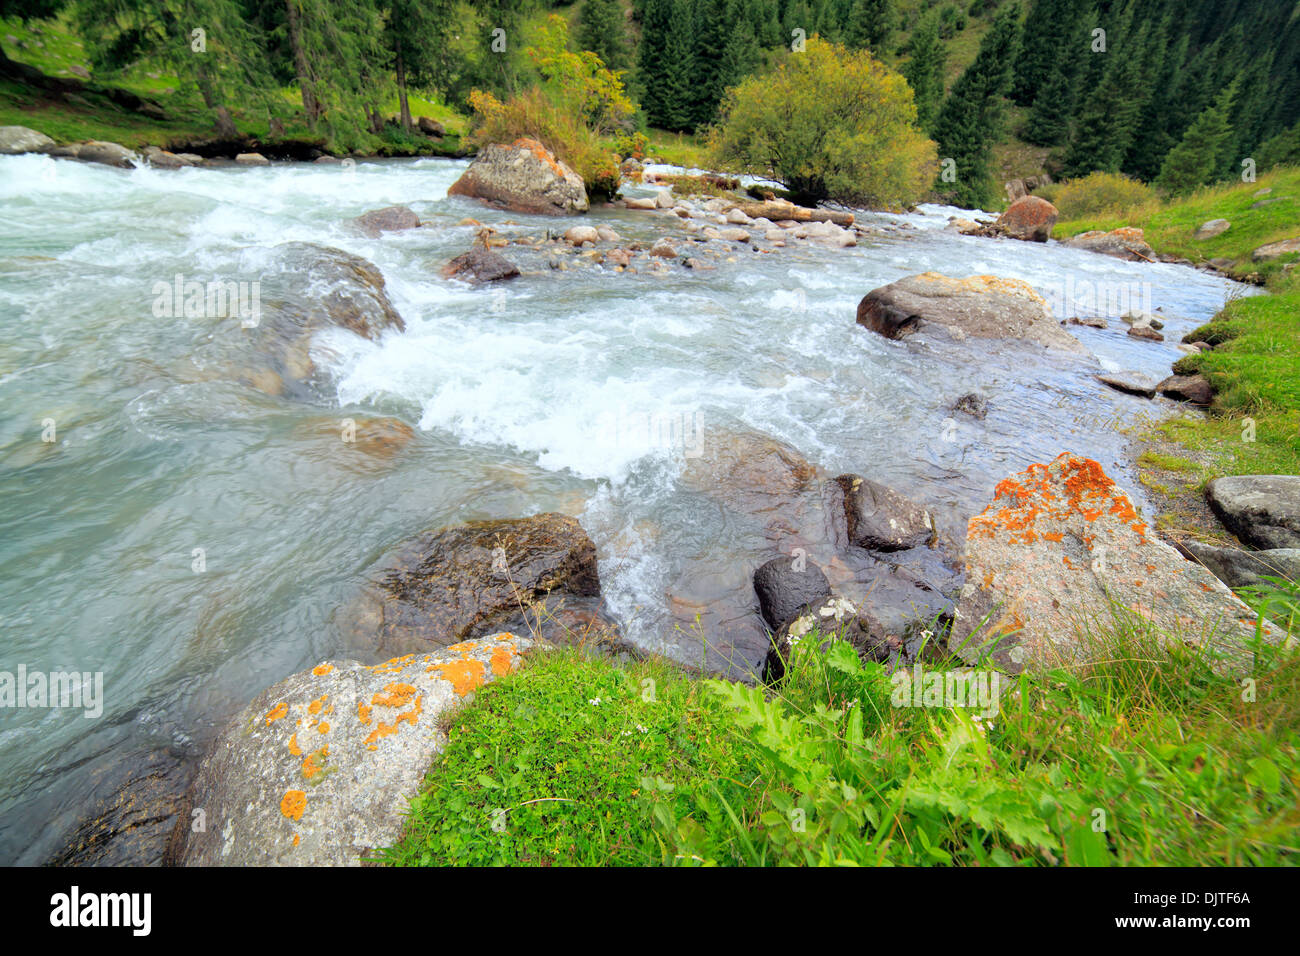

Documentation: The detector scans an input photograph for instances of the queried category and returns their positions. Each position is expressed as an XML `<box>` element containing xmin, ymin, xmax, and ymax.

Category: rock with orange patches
<box><xmin>447</xmin><ymin>139</ymin><xmax>588</xmax><ymax>215</ymax></box>
<box><xmin>952</xmin><ymin>453</ymin><xmax>1280</xmax><ymax>675</ymax></box>
<box><xmin>169</xmin><ymin>632</ymin><xmax>536</xmax><ymax>867</ymax></box>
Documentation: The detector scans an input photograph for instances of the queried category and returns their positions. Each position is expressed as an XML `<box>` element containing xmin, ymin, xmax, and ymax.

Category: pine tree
<box><xmin>845</xmin><ymin>0</ymin><xmax>891</xmax><ymax>51</ymax></box>
<box><xmin>690</xmin><ymin>0</ymin><xmax>731</xmax><ymax>128</ymax></box>
<box><xmin>931</xmin><ymin>3</ymin><xmax>1020</xmax><ymax>208</ymax></box>
<box><xmin>900</xmin><ymin>12</ymin><xmax>944</xmax><ymax>134</ymax></box>
<box><xmin>1155</xmin><ymin>82</ymin><xmax>1237</xmax><ymax>196</ymax></box>
<box><xmin>577</xmin><ymin>0</ymin><xmax>631</xmax><ymax>73</ymax></box>
<box><xmin>637</xmin><ymin>0</ymin><xmax>673</xmax><ymax>125</ymax></box>
<box><xmin>660</xmin><ymin>0</ymin><xmax>697</xmax><ymax>130</ymax></box>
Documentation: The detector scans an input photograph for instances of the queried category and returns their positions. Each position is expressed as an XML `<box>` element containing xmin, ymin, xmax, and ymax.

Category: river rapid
<box><xmin>0</xmin><ymin>153</ymin><xmax>1249</xmax><ymax>862</ymax></box>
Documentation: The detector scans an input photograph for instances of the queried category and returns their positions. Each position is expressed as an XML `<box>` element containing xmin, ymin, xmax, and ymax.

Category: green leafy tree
<box><xmin>708</xmin><ymin>38</ymin><xmax>938</xmax><ymax>207</ymax></box>
<box><xmin>931</xmin><ymin>2</ymin><xmax>1019</xmax><ymax>208</ymax></box>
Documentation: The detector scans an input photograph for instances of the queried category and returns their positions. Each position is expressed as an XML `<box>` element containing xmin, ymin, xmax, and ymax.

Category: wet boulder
<box><xmin>994</xmin><ymin>195</ymin><xmax>1058</xmax><ymax>242</ymax></box>
<box><xmin>46</xmin><ymin>750</ymin><xmax>195</xmax><ymax>867</ymax></box>
<box><xmin>951</xmin><ymin>454</ymin><xmax>1279</xmax><ymax>675</ymax></box>
<box><xmin>238</xmin><ymin>243</ymin><xmax>405</xmax><ymax>397</ymax></box>
<box><xmin>54</xmin><ymin>139</ymin><xmax>138</xmax><ymax>168</ymax></box>
<box><xmin>835</xmin><ymin>474</ymin><xmax>933</xmax><ymax>552</ymax></box>
<box><xmin>442</xmin><ymin>245</ymin><xmax>520</xmax><ymax>282</ymax></box>
<box><xmin>855</xmin><ymin>272</ymin><xmax>1087</xmax><ymax>353</ymax></box>
<box><xmin>1061</xmin><ymin>227</ymin><xmax>1155</xmax><ymax>262</ymax></box>
<box><xmin>447</xmin><ymin>137</ymin><xmax>588</xmax><ymax>215</ymax></box>
<box><xmin>1206</xmin><ymin>475</ymin><xmax>1300</xmax><ymax>549</ymax></box>
<box><xmin>1098</xmin><ymin>371</ymin><xmax>1159</xmax><ymax>398</ymax></box>
<box><xmin>351</xmin><ymin>205</ymin><xmax>421</xmax><ymax>238</ymax></box>
<box><xmin>753</xmin><ymin>555</ymin><xmax>832</xmax><ymax>632</ymax></box>
<box><xmin>338</xmin><ymin>513</ymin><xmax>602</xmax><ymax>659</ymax></box>
<box><xmin>170</xmin><ymin>635</ymin><xmax>534</xmax><ymax>866</ymax></box>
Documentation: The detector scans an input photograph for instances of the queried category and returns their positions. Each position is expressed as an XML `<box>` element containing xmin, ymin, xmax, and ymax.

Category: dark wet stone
<box><xmin>753</xmin><ymin>555</ymin><xmax>832</xmax><ymax>632</ymax></box>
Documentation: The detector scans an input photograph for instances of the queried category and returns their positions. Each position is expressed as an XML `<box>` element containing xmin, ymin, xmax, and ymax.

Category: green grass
<box><xmin>378</xmin><ymin>648</ymin><xmax>761</xmax><ymax>866</ymax></box>
<box><xmin>383</xmin><ymin>603</ymin><xmax>1299</xmax><ymax>866</ymax></box>
<box><xmin>1055</xmin><ymin>166</ymin><xmax>1300</xmax><ymax>279</ymax></box>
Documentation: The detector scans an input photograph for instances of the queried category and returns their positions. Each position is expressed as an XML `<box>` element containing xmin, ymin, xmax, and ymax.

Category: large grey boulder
<box><xmin>170</xmin><ymin>634</ymin><xmax>534</xmax><ymax>866</ymax></box>
<box><xmin>448</xmin><ymin>137</ymin><xmax>588</xmax><ymax>215</ymax></box>
<box><xmin>351</xmin><ymin>204</ymin><xmax>421</xmax><ymax>237</ymax></box>
<box><xmin>54</xmin><ymin>140</ymin><xmax>138</xmax><ymax>168</ymax></box>
<box><xmin>855</xmin><ymin>272</ymin><xmax>1086</xmax><ymax>353</ymax></box>
<box><xmin>0</xmin><ymin>125</ymin><xmax>54</xmax><ymax>154</ymax></box>
<box><xmin>951</xmin><ymin>454</ymin><xmax>1282</xmax><ymax>675</ymax></box>
<box><xmin>1206</xmin><ymin>475</ymin><xmax>1300</xmax><ymax>549</ymax></box>
<box><xmin>1252</xmin><ymin>238</ymin><xmax>1300</xmax><ymax>262</ymax></box>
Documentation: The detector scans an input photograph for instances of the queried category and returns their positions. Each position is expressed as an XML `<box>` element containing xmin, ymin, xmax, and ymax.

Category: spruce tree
<box><xmin>577</xmin><ymin>0</ymin><xmax>631</xmax><ymax>73</ymax></box>
<box><xmin>901</xmin><ymin>12</ymin><xmax>945</xmax><ymax>135</ymax></box>
<box><xmin>660</xmin><ymin>0</ymin><xmax>697</xmax><ymax>130</ymax></box>
<box><xmin>1155</xmin><ymin>82</ymin><xmax>1237</xmax><ymax>196</ymax></box>
<box><xmin>931</xmin><ymin>3</ymin><xmax>1020</xmax><ymax>208</ymax></box>
<box><xmin>845</xmin><ymin>0</ymin><xmax>891</xmax><ymax>51</ymax></box>
<box><xmin>690</xmin><ymin>0</ymin><xmax>731</xmax><ymax>128</ymax></box>
<box><xmin>637</xmin><ymin>0</ymin><xmax>673</xmax><ymax>126</ymax></box>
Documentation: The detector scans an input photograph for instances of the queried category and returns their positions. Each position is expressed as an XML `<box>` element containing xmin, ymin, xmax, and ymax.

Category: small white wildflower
<box><xmin>637</xmin><ymin>724</ymin><xmax>648</xmax><ymax>733</ymax></box>
<box><xmin>588</xmin><ymin>697</ymin><xmax>602</xmax><ymax>706</ymax></box>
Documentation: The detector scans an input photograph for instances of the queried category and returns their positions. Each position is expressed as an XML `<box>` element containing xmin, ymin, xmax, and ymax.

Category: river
<box><xmin>0</xmin><ymin>152</ymin><xmax>1249</xmax><ymax>863</ymax></box>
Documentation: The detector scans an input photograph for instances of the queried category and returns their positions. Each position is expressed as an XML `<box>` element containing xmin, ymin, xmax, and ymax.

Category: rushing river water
<box><xmin>0</xmin><ymin>152</ymin><xmax>1250</xmax><ymax>863</ymax></box>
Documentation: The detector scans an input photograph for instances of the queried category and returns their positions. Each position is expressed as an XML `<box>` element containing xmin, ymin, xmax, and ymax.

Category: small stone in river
<box><xmin>952</xmin><ymin>393</ymin><xmax>988</xmax><ymax>419</ymax></box>
<box><xmin>1127</xmin><ymin>324</ymin><xmax>1164</xmax><ymax>342</ymax></box>
<box><xmin>649</xmin><ymin>239</ymin><xmax>676</xmax><ymax>258</ymax></box>
<box><xmin>725</xmin><ymin>208</ymin><xmax>752</xmax><ymax>225</ymax></box>
<box><xmin>564</xmin><ymin>225</ymin><xmax>599</xmax><ymax>245</ymax></box>
<box><xmin>596</xmin><ymin>226</ymin><xmax>620</xmax><ymax>242</ymax></box>
<box><xmin>1097</xmin><ymin>371</ymin><xmax>1159</xmax><ymax>398</ymax></box>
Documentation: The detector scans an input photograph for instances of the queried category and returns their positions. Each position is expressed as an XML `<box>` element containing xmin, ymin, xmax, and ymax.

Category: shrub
<box><xmin>464</xmin><ymin>15</ymin><xmax>631</xmax><ymax>201</ymax></box>
<box><xmin>707</xmin><ymin>38</ymin><xmax>938</xmax><ymax>209</ymax></box>
<box><xmin>1052</xmin><ymin>171</ymin><xmax>1157</xmax><ymax>220</ymax></box>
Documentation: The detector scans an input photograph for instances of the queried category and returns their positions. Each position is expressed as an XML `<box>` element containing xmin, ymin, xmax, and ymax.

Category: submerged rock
<box><xmin>856</xmin><ymin>272</ymin><xmax>1086</xmax><ymax>353</ymax></box>
<box><xmin>169</xmin><ymin>635</ymin><xmax>534</xmax><ymax>866</ymax></box>
<box><xmin>1206</xmin><ymin>475</ymin><xmax>1300</xmax><ymax>549</ymax></box>
<box><xmin>447</xmin><ymin>137</ymin><xmax>588</xmax><ymax>215</ymax></box>
<box><xmin>338</xmin><ymin>513</ymin><xmax>603</xmax><ymax>658</ymax></box>
<box><xmin>951</xmin><ymin>454</ymin><xmax>1277</xmax><ymax>674</ymax></box>
<box><xmin>53</xmin><ymin>140</ymin><xmax>138</xmax><ymax>168</ymax></box>
<box><xmin>47</xmin><ymin>750</ymin><xmax>195</xmax><ymax>867</ymax></box>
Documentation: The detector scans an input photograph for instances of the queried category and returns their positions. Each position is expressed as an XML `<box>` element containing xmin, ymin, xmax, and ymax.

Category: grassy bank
<box><xmin>382</xmin><ymin>614</ymin><xmax>1298</xmax><ymax>866</ymax></box>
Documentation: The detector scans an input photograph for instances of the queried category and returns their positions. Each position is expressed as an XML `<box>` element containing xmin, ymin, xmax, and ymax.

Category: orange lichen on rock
<box><xmin>363</xmin><ymin>691</ymin><xmax>423</xmax><ymax>748</ymax></box>
<box><xmin>371</xmin><ymin>682</ymin><xmax>417</xmax><ymax>709</ymax></box>
<box><xmin>490</xmin><ymin>646</ymin><xmax>517</xmax><ymax>677</ymax></box>
<box><xmin>312</xmin><ymin>663</ymin><xmax>334</xmax><ymax>676</ymax></box>
<box><xmin>301</xmin><ymin>745</ymin><xmax>329</xmax><ymax>780</ymax></box>
<box><xmin>318</xmin><ymin>721</ymin><xmax>330</xmax><ymax>734</ymax></box>
<box><xmin>366</xmin><ymin>654</ymin><xmax>416</xmax><ymax>675</ymax></box>
<box><xmin>429</xmin><ymin>658</ymin><xmax>488</xmax><ymax>696</ymax></box>
<box><xmin>288</xmin><ymin>733</ymin><xmax>302</xmax><ymax>757</ymax></box>
<box><xmin>307</xmin><ymin>695</ymin><xmax>327</xmax><ymax>716</ymax></box>
<box><xmin>280</xmin><ymin>789</ymin><xmax>306</xmax><ymax>821</ymax></box>
<box><xmin>292</xmin><ymin>834</ymin><xmax>300</xmax><ymax>847</ymax></box>
<box><xmin>264</xmin><ymin>702</ymin><xmax>288</xmax><ymax>725</ymax></box>
<box><xmin>513</xmin><ymin>137</ymin><xmax>567</xmax><ymax>180</ymax></box>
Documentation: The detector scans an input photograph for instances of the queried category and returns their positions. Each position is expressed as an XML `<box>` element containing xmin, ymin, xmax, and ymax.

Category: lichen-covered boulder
<box><xmin>951</xmin><ymin>454</ymin><xmax>1280</xmax><ymax>674</ymax></box>
<box><xmin>170</xmin><ymin>635</ymin><xmax>533</xmax><ymax>866</ymax></box>
<box><xmin>338</xmin><ymin>513</ymin><xmax>603</xmax><ymax>658</ymax></box>
<box><xmin>448</xmin><ymin>138</ymin><xmax>588</xmax><ymax>215</ymax></box>
<box><xmin>855</xmin><ymin>272</ymin><xmax>1086</xmax><ymax>353</ymax></box>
